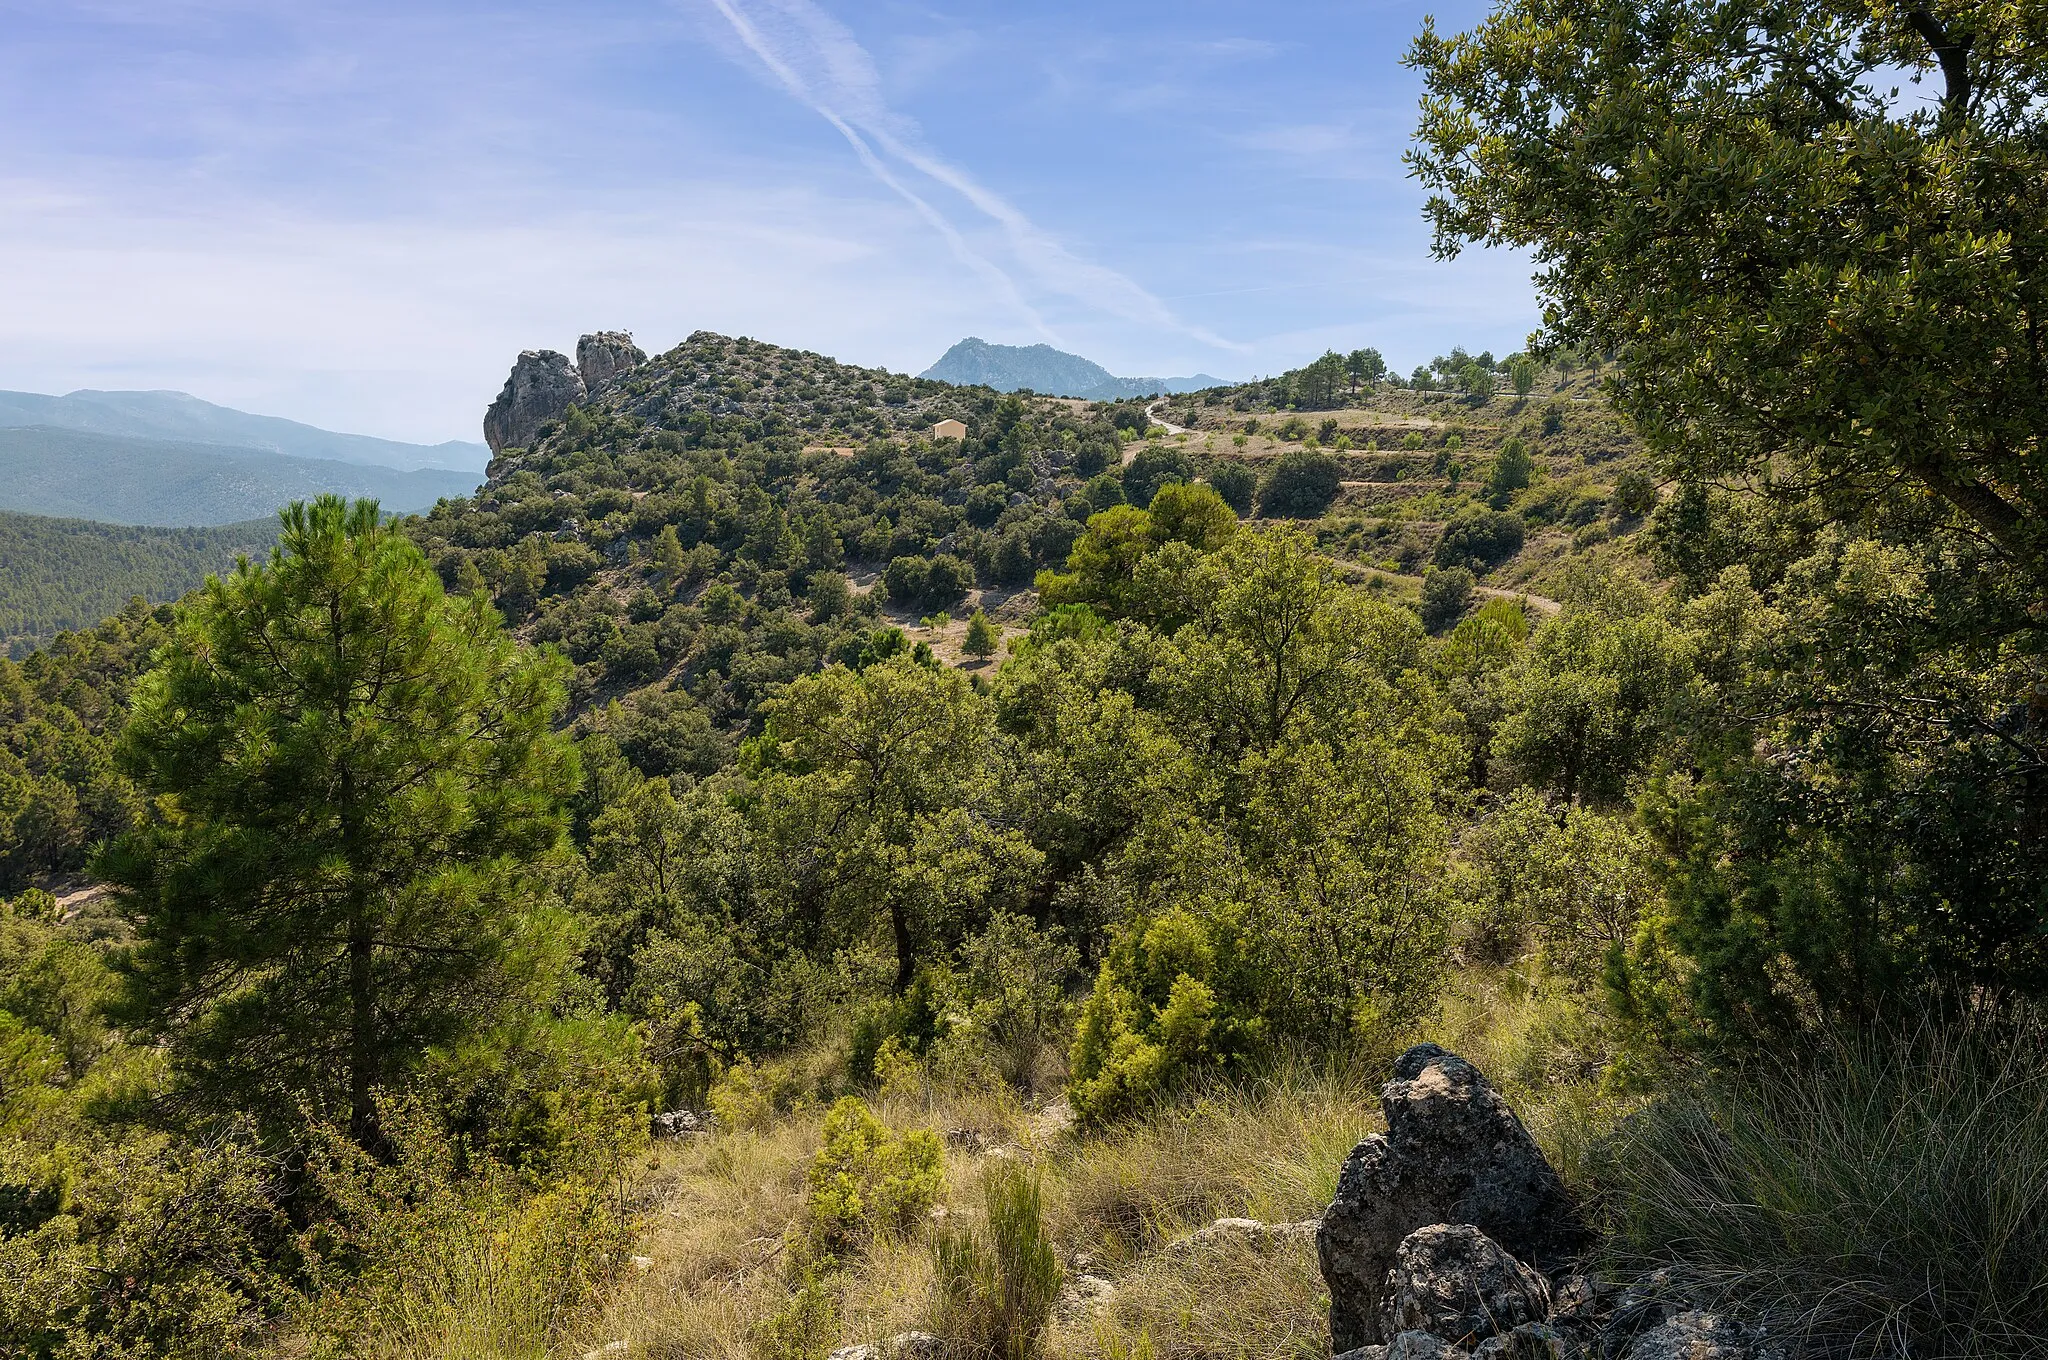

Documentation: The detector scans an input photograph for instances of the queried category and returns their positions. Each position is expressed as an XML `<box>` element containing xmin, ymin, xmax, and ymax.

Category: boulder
<box><xmin>578</xmin><ymin>331</ymin><xmax>647</xmax><ymax>392</ymax></box>
<box><xmin>828</xmin><ymin>1333</ymin><xmax>944</xmax><ymax>1360</ymax></box>
<box><xmin>484</xmin><ymin>349</ymin><xmax>584</xmax><ymax>455</ymax></box>
<box><xmin>1386</xmin><ymin>1332</ymin><xmax>1462</xmax><ymax>1360</ymax></box>
<box><xmin>652</xmin><ymin>1109</ymin><xmax>707</xmax><ymax>1138</ymax></box>
<box><xmin>1379</xmin><ymin>1224</ymin><xmax>1551</xmax><ymax>1345</ymax></box>
<box><xmin>1471</xmin><ymin>1322</ymin><xmax>1569</xmax><ymax>1359</ymax></box>
<box><xmin>1319</xmin><ymin>1044</ymin><xmax>1590</xmax><ymax>1350</ymax></box>
<box><xmin>1162</xmin><ymin>1216</ymin><xmax>1321</xmax><ymax>1260</ymax></box>
<box><xmin>1624</xmin><ymin>1311</ymin><xmax>1760</xmax><ymax>1360</ymax></box>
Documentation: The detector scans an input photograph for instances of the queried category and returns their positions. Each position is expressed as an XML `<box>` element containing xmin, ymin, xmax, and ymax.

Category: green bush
<box><xmin>1434</xmin><ymin>510</ymin><xmax>1525</xmax><ymax>570</ymax></box>
<box><xmin>1419</xmin><ymin>567</ymin><xmax>1475</xmax><ymax>633</ymax></box>
<box><xmin>1257</xmin><ymin>450</ymin><xmax>1341</xmax><ymax>519</ymax></box>
<box><xmin>1599</xmin><ymin>1015</ymin><xmax>2048</xmax><ymax>1359</ymax></box>
<box><xmin>0</xmin><ymin>1127</ymin><xmax>286</xmax><ymax>1360</ymax></box>
<box><xmin>1067</xmin><ymin>912</ymin><xmax>1250</xmax><ymax>1124</ymax></box>
<box><xmin>1205</xmin><ymin>462</ymin><xmax>1258</xmax><ymax>516</ymax></box>
<box><xmin>930</xmin><ymin>1162</ymin><xmax>1064</xmax><ymax>1360</ymax></box>
<box><xmin>804</xmin><ymin>1097</ymin><xmax>945</xmax><ymax>1250</ymax></box>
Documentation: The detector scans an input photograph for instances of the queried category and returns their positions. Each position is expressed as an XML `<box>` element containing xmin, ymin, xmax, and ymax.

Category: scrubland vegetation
<box><xmin>6</xmin><ymin>0</ymin><xmax>2048</xmax><ymax>1356</ymax></box>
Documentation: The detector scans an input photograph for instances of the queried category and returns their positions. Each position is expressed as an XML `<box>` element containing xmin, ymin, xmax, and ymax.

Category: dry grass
<box><xmin>1057</xmin><ymin>1236</ymin><xmax>1329</xmax><ymax>1360</ymax></box>
<box><xmin>552</xmin><ymin>975</ymin><xmax>1632</xmax><ymax>1360</ymax></box>
<box><xmin>561</xmin><ymin>1065</ymin><xmax>1380</xmax><ymax>1360</ymax></box>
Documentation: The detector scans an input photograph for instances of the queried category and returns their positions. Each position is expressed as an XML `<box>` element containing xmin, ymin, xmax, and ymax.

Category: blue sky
<box><xmin>0</xmin><ymin>0</ymin><xmax>1535</xmax><ymax>445</ymax></box>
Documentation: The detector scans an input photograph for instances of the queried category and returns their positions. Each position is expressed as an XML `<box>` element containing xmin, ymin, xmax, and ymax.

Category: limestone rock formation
<box><xmin>1318</xmin><ymin>1044</ymin><xmax>1590</xmax><ymax>1350</ymax></box>
<box><xmin>1379</xmin><ymin>1224</ymin><xmax>1552</xmax><ymax>1346</ymax></box>
<box><xmin>484</xmin><ymin>350</ymin><xmax>584</xmax><ymax>455</ymax></box>
<box><xmin>577</xmin><ymin>331</ymin><xmax>647</xmax><ymax>393</ymax></box>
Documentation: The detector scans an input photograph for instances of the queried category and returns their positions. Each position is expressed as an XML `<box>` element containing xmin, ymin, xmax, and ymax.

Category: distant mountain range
<box><xmin>0</xmin><ymin>428</ymin><xmax>481</xmax><ymax>527</ymax></box>
<box><xmin>920</xmin><ymin>339</ymin><xmax>1226</xmax><ymax>401</ymax></box>
<box><xmin>0</xmin><ymin>388</ymin><xmax>489</xmax><ymax>472</ymax></box>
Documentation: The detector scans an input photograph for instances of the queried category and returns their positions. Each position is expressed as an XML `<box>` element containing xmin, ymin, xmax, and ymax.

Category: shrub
<box><xmin>1124</xmin><ymin>446</ymin><xmax>1196</xmax><ymax>508</ymax></box>
<box><xmin>1257</xmin><ymin>451</ymin><xmax>1341</xmax><ymax>519</ymax></box>
<box><xmin>1</xmin><ymin>1128</ymin><xmax>287</xmax><ymax>1360</ymax></box>
<box><xmin>1205</xmin><ymin>462</ymin><xmax>1258</xmax><ymax>516</ymax></box>
<box><xmin>753</xmin><ymin>1260</ymin><xmax>842</xmax><ymax>1360</ymax></box>
<box><xmin>1599</xmin><ymin>1015</ymin><xmax>2048</xmax><ymax>1360</ymax></box>
<box><xmin>1067</xmin><ymin>913</ymin><xmax>1243</xmax><ymax>1124</ymax></box>
<box><xmin>804</xmin><ymin>1097</ymin><xmax>945</xmax><ymax>1250</ymax></box>
<box><xmin>1613</xmin><ymin>469</ymin><xmax>1658</xmax><ymax>519</ymax></box>
<box><xmin>930</xmin><ymin>1162</ymin><xmax>1063</xmax><ymax>1360</ymax></box>
<box><xmin>954</xmin><ymin>912</ymin><xmax>1081</xmax><ymax>1090</ymax></box>
<box><xmin>1434</xmin><ymin>510</ymin><xmax>1525</xmax><ymax>570</ymax></box>
<box><xmin>1419</xmin><ymin>567</ymin><xmax>1475</xmax><ymax>633</ymax></box>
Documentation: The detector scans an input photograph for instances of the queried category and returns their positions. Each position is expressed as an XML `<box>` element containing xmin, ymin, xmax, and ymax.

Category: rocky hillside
<box><xmin>414</xmin><ymin>332</ymin><xmax>1657</xmax><ymax>770</ymax></box>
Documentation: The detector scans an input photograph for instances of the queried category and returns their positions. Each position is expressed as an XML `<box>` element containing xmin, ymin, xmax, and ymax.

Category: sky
<box><xmin>0</xmin><ymin>0</ymin><xmax>1538</xmax><ymax>446</ymax></box>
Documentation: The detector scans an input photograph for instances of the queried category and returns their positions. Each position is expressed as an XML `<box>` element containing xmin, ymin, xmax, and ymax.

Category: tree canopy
<box><xmin>103</xmin><ymin>497</ymin><xmax>582</xmax><ymax>1141</ymax></box>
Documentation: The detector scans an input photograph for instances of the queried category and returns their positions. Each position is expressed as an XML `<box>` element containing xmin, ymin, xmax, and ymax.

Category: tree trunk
<box><xmin>348</xmin><ymin>914</ymin><xmax>376</xmax><ymax>1145</ymax></box>
<box><xmin>891</xmin><ymin>898</ymin><xmax>915</xmax><ymax>995</ymax></box>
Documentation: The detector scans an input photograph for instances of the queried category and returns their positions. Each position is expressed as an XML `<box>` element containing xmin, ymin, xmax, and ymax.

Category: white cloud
<box><xmin>0</xmin><ymin>176</ymin><xmax>1010</xmax><ymax>443</ymax></box>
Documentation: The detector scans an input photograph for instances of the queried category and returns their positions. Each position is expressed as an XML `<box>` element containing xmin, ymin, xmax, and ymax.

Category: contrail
<box><xmin>702</xmin><ymin>0</ymin><xmax>1053</xmax><ymax>341</ymax></box>
<box><xmin>696</xmin><ymin>0</ymin><xmax>1245</xmax><ymax>355</ymax></box>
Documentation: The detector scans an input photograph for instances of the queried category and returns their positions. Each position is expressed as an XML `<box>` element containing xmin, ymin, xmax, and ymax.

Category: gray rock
<box><xmin>484</xmin><ymin>349</ymin><xmax>584</xmax><ymax>454</ymax></box>
<box><xmin>828</xmin><ymin>1333</ymin><xmax>945</xmax><ymax>1360</ymax></box>
<box><xmin>1162</xmin><ymin>1216</ymin><xmax>1321</xmax><ymax>1259</ymax></box>
<box><xmin>651</xmin><ymin>1109</ymin><xmax>706</xmax><ymax>1138</ymax></box>
<box><xmin>1386</xmin><ymin>1332</ymin><xmax>1464</xmax><ymax>1359</ymax></box>
<box><xmin>1318</xmin><ymin>1044</ymin><xmax>1590</xmax><ymax>1350</ymax></box>
<box><xmin>578</xmin><ymin>331</ymin><xmax>647</xmax><ymax>392</ymax></box>
<box><xmin>1380</xmin><ymin>1224</ymin><xmax>1551</xmax><ymax>1345</ymax></box>
<box><xmin>1471</xmin><ymin>1322</ymin><xmax>1570</xmax><ymax>1359</ymax></box>
<box><xmin>1624</xmin><ymin>1310</ymin><xmax>1753</xmax><ymax>1359</ymax></box>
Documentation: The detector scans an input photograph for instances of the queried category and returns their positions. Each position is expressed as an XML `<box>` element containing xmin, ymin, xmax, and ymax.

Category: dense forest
<box><xmin>0</xmin><ymin>511</ymin><xmax>278</xmax><ymax>657</ymax></box>
<box><xmin>4</xmin><ymin>3</ymin><xmax>2048</xmax><ymax>1356</ymax></box>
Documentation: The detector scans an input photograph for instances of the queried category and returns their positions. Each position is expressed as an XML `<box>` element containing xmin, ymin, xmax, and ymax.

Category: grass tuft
<box><xmin>1599</xmin><ymin>1011</ymin><xmax>2048</xmax><ymax>1360</ymax></box>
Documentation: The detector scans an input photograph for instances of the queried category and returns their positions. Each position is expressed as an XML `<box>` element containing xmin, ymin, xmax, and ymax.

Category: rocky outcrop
<box><xmin>1316</xmin><ymin>1046</ymin><xmax>1781</xmax><ymax>1360</ymax></box>
<box><xmin>1319</xmin><ymin>1044</ymin><xmax>1590</xmax><ymax>1349</ymax></box>
<box><xmin>1379</xmin><ymin>1225</ymin><xmax>1551</xmax><ymax>1346</ymax></box>
<box><xmin>1162</xmin><ymin>1215</ymin><xmax>1321</xmax><ymax>1260</ymax></box>
<box><xmin>484</xmin><ymin>349</ymin><xmax>584</xmax><ymax>455</ymax></box>
<box><xmin>651</xmin><ymin>1109</ymin><xmax>708</xmax><ymax>1138</ymax></box>
<box><xmin>578</xmin><ymin>331</ymin><xmax>647</xmax><ymax>393</ymax></box>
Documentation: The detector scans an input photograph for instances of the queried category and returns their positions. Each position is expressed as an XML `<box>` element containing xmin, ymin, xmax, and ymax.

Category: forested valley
<box><xmin>5</xmin><ymin>3</ymin><xmax>2048</xmax><ymax>1358</ymax></box>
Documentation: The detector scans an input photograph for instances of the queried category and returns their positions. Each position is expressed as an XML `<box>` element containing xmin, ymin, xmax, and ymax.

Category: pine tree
<box><xmin>963</xmin><ymin>609</ymin><xmax>999</xmax><ymax>658</ymax></box>
<box><xmin>649</xmin><ymin>523</ymin><xmax>688</xmax><ymax>589</ymax></box>
<box><xmin>103</xmin><ymin>496</ymin><xmax>579</xmax><ymax>1143</ymax></box>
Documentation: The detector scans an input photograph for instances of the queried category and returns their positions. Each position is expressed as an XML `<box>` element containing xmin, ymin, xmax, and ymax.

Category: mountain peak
<box><xmin>919</xmin><ymin>338</ymin><xmax>1224</xmax><ymax>401</ymax></box>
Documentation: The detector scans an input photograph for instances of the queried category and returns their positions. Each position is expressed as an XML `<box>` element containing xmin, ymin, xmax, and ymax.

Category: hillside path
<box><xmin>1145</xmin><ymin>399</ymin><xmax>1190</xmax><ymax>435</ymax></box>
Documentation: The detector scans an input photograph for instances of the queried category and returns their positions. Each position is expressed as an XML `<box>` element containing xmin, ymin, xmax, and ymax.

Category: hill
<box><xmin>0</xmin><ymin>427</ymin><xmax>481</xmax><ymax>526</ymax></box>
<box><xmin>0</xmin><ymin>509</ymin><xmax>278</xmax><ymax>656</ymax></box>
<box><xmin>0</xmin><ymin>387</ymin><xmax>489</xmax><ymax>471</ymax></box>
<box><xmin>920</xmin><ymin>337</ymin><xmax>1224</xmax><ymax>400</ymax></box>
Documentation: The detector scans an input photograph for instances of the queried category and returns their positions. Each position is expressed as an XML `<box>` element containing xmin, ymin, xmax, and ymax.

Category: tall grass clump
<box><xmin>930</xmin><ymin>1162</ymin><xmax>1064</xmax><ymax>1360</ymax></box>
<box><xmin>1600</xmin><ymin>1012</ymin><xmax>2048</xmax><ymax>1359</ymax></box>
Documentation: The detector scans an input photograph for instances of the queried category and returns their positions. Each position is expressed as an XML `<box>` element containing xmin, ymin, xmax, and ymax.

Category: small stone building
<box><xmin>931</xmin><ymin>418</ymin><xmax>968</xmax><ymax>441</ymax></box>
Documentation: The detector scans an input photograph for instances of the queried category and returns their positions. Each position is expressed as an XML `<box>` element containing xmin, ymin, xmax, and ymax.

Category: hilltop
<box><xmin>921</xmin><ymin>337</ymin><xmax>1224</xmax><ymax>400</ymax></box>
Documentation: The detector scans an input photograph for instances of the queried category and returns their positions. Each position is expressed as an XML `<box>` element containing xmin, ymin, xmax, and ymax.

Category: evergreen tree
<box><xmin>649</xmin><ymin>523</ymin><xmax>688</xmax><ymax>589</ymax></box>
<box><xmin>104</xmin><ymin>496</ymin><xmax>580</xmax><ymax>1143</ymax></box>
<box><xmin>963</xmin><ymin>609</ymin><xmax>999</xmax><ymax>658</ymax></box>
